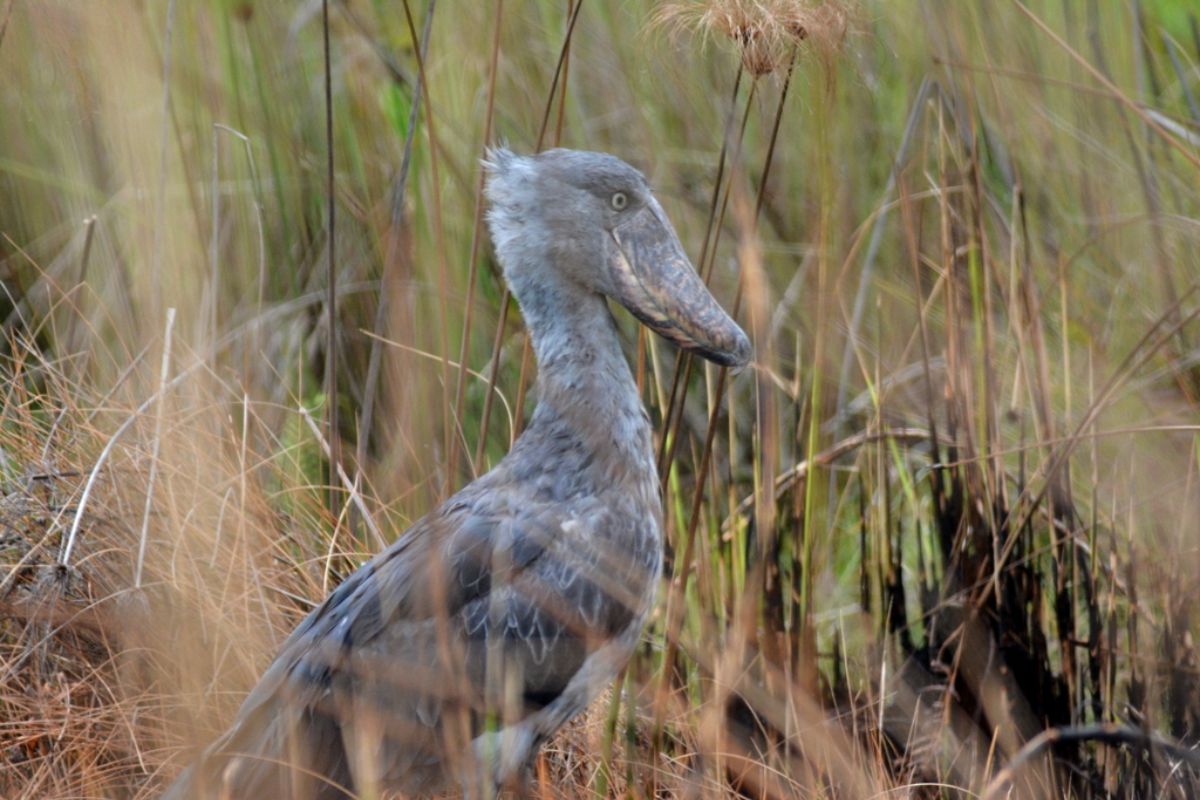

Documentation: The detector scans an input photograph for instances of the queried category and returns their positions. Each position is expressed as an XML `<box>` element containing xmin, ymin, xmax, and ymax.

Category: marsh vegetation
<box><xmin>0</xmin><ymin>1</ymin><xmax>1198</xmax><ymax>797</ymax></box>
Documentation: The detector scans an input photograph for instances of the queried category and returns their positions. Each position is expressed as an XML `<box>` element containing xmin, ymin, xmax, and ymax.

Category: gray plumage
<box><xmin>163</xmin><ymin>148</ymin><xmax>749</xmax><ymax>799</ymax></box>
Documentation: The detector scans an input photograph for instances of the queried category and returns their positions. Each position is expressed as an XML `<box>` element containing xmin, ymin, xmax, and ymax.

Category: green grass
<box><xmin>1</xmin><ymin>0</ymin><xmax>1199</xmax><ymax>797</ymax></box>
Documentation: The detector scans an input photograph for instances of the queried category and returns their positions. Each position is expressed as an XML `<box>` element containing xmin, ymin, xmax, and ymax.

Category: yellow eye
<box><xmin>611</xmin><ymin>191</ymin><xmax>628</xmax><ymax>211</ymax></box>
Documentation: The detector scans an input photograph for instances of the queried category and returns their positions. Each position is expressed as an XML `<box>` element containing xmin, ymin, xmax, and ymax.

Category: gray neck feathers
<box><xmin>511</xmin><ymin>257</ymin><xmax>643</xmax><ymax>431</ymax></box>
<box><xmin>500</xmin><ymin>249</ymin><xmax>653</xmax><ymax>497</ymax></box>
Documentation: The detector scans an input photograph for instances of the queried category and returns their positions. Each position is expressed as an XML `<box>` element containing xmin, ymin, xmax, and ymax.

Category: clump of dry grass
<box><xmin>0</xmin><ymin>345</ymin><xmax>157</xmax><ymax>797</ymax></box>
<box><xmin>0</xmin><ymin>336</ymin><xmax>331</xmax><ymax>798</ymax></box>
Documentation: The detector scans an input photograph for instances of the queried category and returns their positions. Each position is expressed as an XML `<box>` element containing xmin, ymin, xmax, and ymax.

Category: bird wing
<box><xmin>200</xmin><ymin>484</ymin><xmax>645</xmax><ymax>795</ymax></box>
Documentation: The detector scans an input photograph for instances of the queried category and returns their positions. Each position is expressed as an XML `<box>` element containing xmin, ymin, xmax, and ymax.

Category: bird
<box><xmin>163</xmin><ymin>147</ymin><xmax>751</xmax><ymax>799</ymax></box>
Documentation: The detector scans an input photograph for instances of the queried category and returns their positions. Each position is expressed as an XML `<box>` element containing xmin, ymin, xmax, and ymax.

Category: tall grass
<box><xmin>1</xmin><ymin>1</ymin><xmax>1198</xmax><ymax>797</ymax></box>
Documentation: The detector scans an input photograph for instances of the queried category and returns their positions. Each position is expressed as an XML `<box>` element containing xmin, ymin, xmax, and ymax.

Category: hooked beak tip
<box><xmin>697</xmin><ymin>326</ymin><xmax>752</xmax><ymax>371</ymax></box>
<box><xmin>727</xmin><ymin>330</ymin><xmax>754</xmax><ymax>371</ymax></box>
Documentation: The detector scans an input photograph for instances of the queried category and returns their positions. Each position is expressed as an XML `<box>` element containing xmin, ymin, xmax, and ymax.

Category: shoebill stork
<box><xmin>163</xmin><ymin>148</ymin><xmax>750</xmax><ymax>799</ymax></box>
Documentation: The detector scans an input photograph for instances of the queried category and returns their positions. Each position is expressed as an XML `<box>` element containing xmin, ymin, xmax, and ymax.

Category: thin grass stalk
<box><xmin>0</xmin><ymin>0</ymin><xmax>13</xmax><ymax>52</ymax></box>
<box><xmin>336</xmin><ymin>0</ymin><xmax>413</xmax><ymax>87</ymax></box>
<box><xmin>151</xmin><ymin>0</ymin><xmax>178</xmax><ymax>317</ymax></box>
<box><xmin>1015</xmin><ymin>178</ymin><xmax>1057</xmax><ymax>449</ymax></box>
<box><xmin>656</xmin><ymin>64</ymin><xmax>743</xmax><ymax>480</ymax></box>
<box><xmin>652</xmin><ymin>54</ymin><xmax>800</xmax><ymax>758</ymax></box>
<box><xmin>746</xmin><ymin>51</ymin><xmax>796</xmax><ymax>572</ymax></box>
<box><xmin>321</xmin><ymin>0</ymin><xmax>341</xmax><ymax>516</ymax></box>
<box><xmin>299</xmin><ymin>406</ymin><xmax>385</xmax><ymax>550</ymax></box>
<box><xmin>1090</xmin><ymin>5</ymin><xmax>1192</xmax><ymax>380</ymax></box>
<box><xmin>833</xmin><ymin>76</ymin><xmax>932</xmax><ymax>443</ymax></box>
<box><xmin>909</xmin><ymin>93</ymin><xmax>945</xmax><ymax>549</ymax></box>
<box><xmin>535</xmin><ymin>0</ymin><xmax>585</xmax><ymax>151</ymax></box>
<box><xmin>512</xmin><ymin>330</ymin><xmax>535</xmax><ymax>439</ymax></box>
<box><xmin>29</xmin><ymin>266</ymin><xmax>73</xmax><ymax>361</ymax></box>
<box><xmin>593</xmin><ymin>666</ymin><xmax>626</xmax><ymax>797</ymax></box>
<box><xmin>359</xmin><ymin>0</ymin><xmax>435</xmax><ymax>488</ymax></box>
<box><xmin>797</xmin><ymin>64</ymin><xmax>839</xmax><ymax>656</ymax></box>
<box><xmin>209</xmin><ymin>126</ymin><xmax>221</xmax><ymax>351</ymax></box>
<box><xmin>0</xmin><ymin>238</ymin><xmax>31</xmax><ymax>333</ymax></box>
<box><xmin>475</xmin><ymin>293</ymin><xmax>513</xmax><ymax>459</ymax></box>
<box><xmin>481</xmin><ymin>0</ymin><xmax>585</xmax><ymax>446</ymax></box>
<box><xmin>657</xmin><ymin>79</ymin><xmax>757</xmax><ymax>500</ymax></box>
<box><xmin>967</xmin><ymin>131</ymin><xmax>1002</xmax><ymax>538</ymax></box>
<box><xmin>447</xmin><ymin>0</ymin><xmax>503</xmax><ymax>483</ymax></box>
<box><xmin>59</xmin><ymin>359</ymin><xmax>198</xmax><ymax>568</ymax></box>
<box><xmin>244</xmin><ymin>12</ymin><xmax>294</xmax><ymax>273</ymax></box>
<box><xmin>399</xmin><ymin>0</ymin><xmax>455</xmax><ymax>495</ymax></box>
<box><xmin>68</xmin><ymin>215</ymin><xmax>97</xmax><ymax>374</ymax></box>
<box><xmin>213</xmin><ymin>123</ymin><xmax>267</xmax><ymax>374</ymax></box>
<box><xmin>166</xmin><ymin>47</ymin><xmax>213</xmax><ymax>257</ymax></box>
<box><xmin>553</xmin><ymin>0</ymin><xmax>574</xmax><ymax>145</ymax></box>
<box><xmin>1163</xmin><ymin>34</ymin><xmax>1200</xmax><ymax>121</ymax></box>
<box><xmin>653</xmin><ymin>279</ymin><xmax>738</xmax><ymax>745</ymax></box>
<box><xmin>135</xmin><ymin>307</ymin><xmax>175</xmax><ymax>588</ymax></box>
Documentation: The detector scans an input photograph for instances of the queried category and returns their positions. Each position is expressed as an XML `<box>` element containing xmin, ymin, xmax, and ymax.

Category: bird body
<box><xmin>164</xmin><ymin>148</ymin><xmax>749</xmax><ymax>799</ymax></box>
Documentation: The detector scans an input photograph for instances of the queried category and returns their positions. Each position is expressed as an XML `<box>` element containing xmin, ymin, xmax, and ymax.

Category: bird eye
<box><xmin>610</xmin><ymin>191</ymin><xmax>628</xmax><ymax>211</ymax></box>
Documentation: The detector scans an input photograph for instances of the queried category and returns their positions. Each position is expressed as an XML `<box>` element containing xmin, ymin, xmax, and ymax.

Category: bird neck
<box><xmin>509</xmin><ymin>267</ymin><xmax>653</xmax><ymax>479</ymax></box>
<box><xmin>522</xmin><ymin>280</ymin><xmax>641</xmax><ymax>415</ymax></box>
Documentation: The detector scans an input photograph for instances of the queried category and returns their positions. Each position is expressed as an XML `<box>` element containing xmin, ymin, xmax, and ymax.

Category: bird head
<box><xmin>484</xmin><ymin>147</ymin><xmax>751</xmax><ymax>369</ymax></box>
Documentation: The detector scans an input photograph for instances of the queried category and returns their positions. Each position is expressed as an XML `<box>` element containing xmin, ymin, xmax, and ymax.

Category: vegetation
<box><xmin>1</xmin><ymin>0</ymin><xmax>1198</xmax><ymax>797</ymax></box>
